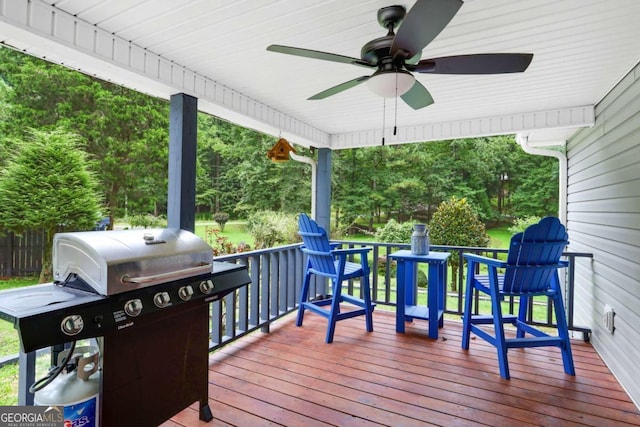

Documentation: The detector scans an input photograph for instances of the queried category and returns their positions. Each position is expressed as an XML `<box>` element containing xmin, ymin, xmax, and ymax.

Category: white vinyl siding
<box><xmin>567</xmin><ymin>62</ymin><xmax>640</xmax><ymax>408</ymax></box>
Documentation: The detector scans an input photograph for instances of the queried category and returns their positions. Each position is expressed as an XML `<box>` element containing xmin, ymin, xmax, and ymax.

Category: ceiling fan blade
<box><xmin>308</xmin><ymin>76</ymin><xmax>370</xmax><ymax>100</ymax></box>
<box><xmin>400</xmin><ymin>80</ymin><xmax>434</xmax><ymax>110</ymax></box>
<box><xmin>391</xmin><ymin>0</ymin><xmax>463</xmax><ymax>59</ymax></box>
<box><xmin>267</xmin><ymin>45</ymin><xmax>374</xmax><ymax>68</ymax></box>
<box><xmin>412</xmin><ymin>53</ymin><xmax>534</xmax><ymax>74</ymax></box>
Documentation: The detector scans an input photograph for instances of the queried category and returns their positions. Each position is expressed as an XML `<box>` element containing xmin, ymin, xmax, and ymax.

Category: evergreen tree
<box><xmin>0</xmin><ymin>130</ymin><xmax>101</xmax><ymax>282</ymax></box>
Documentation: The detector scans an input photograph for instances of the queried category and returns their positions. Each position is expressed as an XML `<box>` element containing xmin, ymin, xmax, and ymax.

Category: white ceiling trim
<box><xmin>331</xmin><ymin>105</ymin><xmax>595</xmax><ymax>149</ymax></box>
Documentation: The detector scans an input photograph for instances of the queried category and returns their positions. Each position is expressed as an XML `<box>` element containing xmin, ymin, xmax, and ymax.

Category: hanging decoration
<box><xmin>267</xmin><ymin>138</ymin><xmax>296</xmax><ymax>162</ymax></box>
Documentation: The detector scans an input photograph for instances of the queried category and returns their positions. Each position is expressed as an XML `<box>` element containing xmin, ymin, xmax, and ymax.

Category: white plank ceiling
<box><xmin>1</xmin><ymin>0</ymin><xmax>639</xmax><ymax>149</ymax></box>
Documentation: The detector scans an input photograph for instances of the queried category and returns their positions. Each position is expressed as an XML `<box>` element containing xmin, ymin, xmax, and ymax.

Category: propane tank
<box><xmin>34</xmin><ymin>345</ymin><xmax>101</xmax><ymax>427</ymax></box>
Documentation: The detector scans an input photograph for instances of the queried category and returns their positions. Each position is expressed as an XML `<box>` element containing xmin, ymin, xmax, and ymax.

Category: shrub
<box><xmin>128</xmin><ymin>214</ymin><xmax>166</xmax><ymax>229</ymax></box>
<box><xmin>245</xmin><ymin>210</ymin><xmax>299</xmax><ymax>249</ymax></box>
<box><xmin>508</xmin><ymin>215</ymin><xmax>541</xmax><ymax>234</ymax></box>
<box><xmin>377</xmin><ymin>256</ymin><xmax>397</xmax><ymax>277</ymax></box>
<box><xmin>205</xmin><ymin>226</ymin><xmax>250</xmax><ymax>256</ymax></box>
<box><xmin>429</xmin><ymin>197</ymin><xmax>489</xmax><ymax>291</ymax></box>
<box><xmin>213</xmin><ymin>212</ymin><xmax>230</xmax><ymax>231</ymax></box>
<box><xmin>374</xmin><ymin>219</ymin><xmax>414</xmax><ymax>244</ymax></box>
<box><xmin>429</xmin><ymin>197</ymin><xmax>489</xmax><ymax>248</ymax></box>
<box><xmin>416</xmin><ymin>269</ymin><xmax>428</xmax><ymax>288</ymax></box>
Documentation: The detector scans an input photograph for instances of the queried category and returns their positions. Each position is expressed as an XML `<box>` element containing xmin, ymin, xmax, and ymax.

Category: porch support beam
<box><xmin>167</xmin><ymin>93</ymin><xmax>198</xmax><ymax>232</ymax></box>
<box><xmin>315</xmin><ymin>148</ymin><xmax>332</xmax><ymax>232</ymax></box>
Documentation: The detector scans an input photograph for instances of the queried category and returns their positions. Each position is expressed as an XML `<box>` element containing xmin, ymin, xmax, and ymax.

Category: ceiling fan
<box><xmin>267</xmin><ymin>0</ymin><xmax>533</xmax><ymax>110</ymax></box>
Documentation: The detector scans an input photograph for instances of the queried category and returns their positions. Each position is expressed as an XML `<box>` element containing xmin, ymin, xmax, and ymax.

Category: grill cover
<box><xmin>53</xmin><ymin>228</ymin><xmax>213</xmax><ymax>296</ymax></box>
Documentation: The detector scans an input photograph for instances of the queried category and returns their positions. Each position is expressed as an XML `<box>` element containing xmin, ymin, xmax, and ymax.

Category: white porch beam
<box><xmin>330</xmin><ymin>106</ymin><xmax>595</xmax><ymax>149</ymax></box>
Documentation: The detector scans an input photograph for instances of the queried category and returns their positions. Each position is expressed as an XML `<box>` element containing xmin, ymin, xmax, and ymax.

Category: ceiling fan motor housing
<box><xmin>377</xmin><ymin>5</ymin><xmax>406</xmax><ymax>29</ymax></box>
<box><xmin>361</xmin><ymin>36</ymin><xmax>396</xmax><ymax>67</ymax></box>
<box><xmin>362</xmin><ymin>5</ymin><xmax>407</xmax><ymax>68</ymax></box>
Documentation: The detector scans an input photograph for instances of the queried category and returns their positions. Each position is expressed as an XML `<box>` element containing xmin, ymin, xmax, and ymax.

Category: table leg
<box><xmin>396</xmin><ymin>259</ymin><xmax>405</xmax><ymax>333</ymax></box>
<box><xmin>428</xmin><ymin>262</ymin><xmax>440</xmax><ymax>339</ymax></box>
<box><xmin>440</xmin><ymin>262</ymin><xmax>447</xmax><ymax>328</ymax></box>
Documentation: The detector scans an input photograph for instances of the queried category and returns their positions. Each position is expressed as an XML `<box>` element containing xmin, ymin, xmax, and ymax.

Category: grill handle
<box><xmin>121</xmin><ymin>264</ymin><xmax>212</xmax><ymax>284</ymax></box>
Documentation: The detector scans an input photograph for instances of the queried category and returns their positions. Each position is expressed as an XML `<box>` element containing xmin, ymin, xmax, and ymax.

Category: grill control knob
<box><xmin>61</xmin><ymin>315</ymin><xmax>84</xmax><ymax>336</ymax></box>
<box><xmin>124</xmin><ymin>299</ymin><xmax>143</xmax><ymax>317</ymax></box>
<box><xmin>199</xmin><ymin>280</ymin><xmax>214</xmax><ymax>294</ymax></box>
<box><xmin>178</xmin><ymin>285</ymin><xmax>194</xmax><ymax>301</ymax></box>
<box><xmin>153</xmin><ymin>292</ymin><xmax>171</xmax><ymax>308</ymax></box>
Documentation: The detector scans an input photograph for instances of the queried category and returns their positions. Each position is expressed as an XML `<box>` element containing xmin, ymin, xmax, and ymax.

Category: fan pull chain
<box><xmin>381</xmin><ymin>97</ymin><xmax>386</xmax><ymax>146</ymax></box>
<box><xmin>394</xmin><ymin>73</ymin><xmax>398</xmax><ymax>136</ymax></box>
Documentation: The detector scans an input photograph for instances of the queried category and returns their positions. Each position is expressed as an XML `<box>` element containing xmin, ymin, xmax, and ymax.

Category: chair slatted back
<box><xmin>298</xmin><ymin>213</ymin><xmax>336</xmax><ymax>276</ymax></box>
<box><xmin>503</xmin><ymin>217</ymin><xmax>568</xmax><ymax>294</ymax></box>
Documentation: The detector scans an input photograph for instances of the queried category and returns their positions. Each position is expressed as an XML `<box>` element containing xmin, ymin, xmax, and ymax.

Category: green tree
<box><xmin>333</xmin><ymin>145</ymin><xmax>401</xmax><ymax>229</ymax></box>
<box><xmin>86</xmin><ymin>85</ymin><xmax>169</xmax><ymax>222</ymax></box>
<box><xmin>196</xmin><ymin>116</ymin><xmax>313</xmax><ymax>219</ymax></box>
<box><xmin>509</xmin><ymin>149</ymin><xmax>559</xmax><ymax>218</ymax></box>
<box><xmin>0</xmin><ymin>47</ymin><xmax>169</xmax><ymax>225</ymax></box>
<box><xmin>429</xmin><ymin>196</ymin><xmax>489</xmax><ymax>291</ymax></box>
<box><xmin>0</xmin><ymin>79</ymin><xmax>12</xmax><ymax>169</ymax></box>
<box><xmin>0</xmin><ymin>130</ymin><xmax>101</xmax><ymax>282</ymax></box>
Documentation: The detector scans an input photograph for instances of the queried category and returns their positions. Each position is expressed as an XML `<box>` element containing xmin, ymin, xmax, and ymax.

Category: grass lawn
<box><xmin>0</xmin><ymin>276</ymin><xmax>39</xmax><ymax>292</ymax></box>
<box><xmin>487</xmin><ymin>224</ymin><xmax>513</xmax><ymax>248</ymax></box>
<box><xmin>194</xmin><ymin>221</ymin><xmax>252</xmax><ymax>246</ymax></box>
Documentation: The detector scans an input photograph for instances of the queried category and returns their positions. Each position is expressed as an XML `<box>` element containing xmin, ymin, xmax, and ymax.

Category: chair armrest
<box><xmin>463</xmin><ymin>253</ymin><xmax>507</xmax><ymax>268</ymax></box>
<box><xmin>332</xmin><ymin>247</ymin><xmax>372</xmax><ymax>256</ymax></box>
<box><xmin>300</xmin><ymin>246</ymin><xmax>372</xmax><ymax>258</ymax></box>
<box><xmin>299</xmin><ymin>247</ymin><xmax>329</xmax><ymax>257</ymax></box>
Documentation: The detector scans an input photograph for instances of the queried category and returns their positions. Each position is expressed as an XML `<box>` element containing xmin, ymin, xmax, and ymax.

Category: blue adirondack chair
<box><xmin>296</xmin><ymin>213</ymin><xmax>375</xmax><ymax>343</ymax></box>
<box><xmin>461</xmin><ymin>216</ymin><xmax>575</xmax><ymax>379</ymax></box>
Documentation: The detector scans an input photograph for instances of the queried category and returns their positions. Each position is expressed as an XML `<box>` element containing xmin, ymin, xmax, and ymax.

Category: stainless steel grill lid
<box><xmin>53</xmin><ymin>228</ymin><xmax>213</xmax><ymax>296</ymax></box>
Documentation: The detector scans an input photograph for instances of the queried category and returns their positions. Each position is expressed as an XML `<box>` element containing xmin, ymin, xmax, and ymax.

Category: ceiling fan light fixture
<box><xmin>367</xmin><ymin>70</ymin><xmax>415</xmax><ymax>98</ymax></box>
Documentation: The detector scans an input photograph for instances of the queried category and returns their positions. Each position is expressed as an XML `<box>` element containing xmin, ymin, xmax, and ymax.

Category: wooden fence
<box><xmin>0</xmin><ymin>230</ymin><xmax>44</xmax><ymax>277</ymax></box>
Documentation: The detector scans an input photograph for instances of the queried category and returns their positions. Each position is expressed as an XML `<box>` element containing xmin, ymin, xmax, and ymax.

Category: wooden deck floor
<box><xmin>165</xmin><ymin>310</ymin><xmax>640</xmax><ymax>426</ymax></box>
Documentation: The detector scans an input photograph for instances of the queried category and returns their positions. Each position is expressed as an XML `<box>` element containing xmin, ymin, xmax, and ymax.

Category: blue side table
<box><xmin>389</xmin><ymin>250</ymin><xmax>451</xmax><ymax>339</ymax></box>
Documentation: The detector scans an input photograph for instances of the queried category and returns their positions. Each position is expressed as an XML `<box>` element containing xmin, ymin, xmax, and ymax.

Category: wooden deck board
<box><xmin>169</xmin><ymin>310</ymin><xmax>640</xmax><ymax>426</ymax></box>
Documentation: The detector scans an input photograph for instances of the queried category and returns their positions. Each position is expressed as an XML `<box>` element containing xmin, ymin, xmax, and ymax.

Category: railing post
<box><xmin>250</xmin><ymin>255</ymin><xmax>260</xmax><ymax>329</ymax></box>
<box><xmin>210</xmin><ymin>300</ymin><xmax>222</xmax><ymax>346</ymax></box>
<box><xmin>260</xmin><ymin>253</ymin><xmax>270</xmax><ymax>333</ymax></box>
<box><xmin>285</xmin><ymin>249</ymin><xmax>297</xmax><ymax>311</ymax></box>
<box><xmin>18</xmin><ymin>350</ymin><xmax>36</xmax><ymax>405</ymax></box>
<box><xmin>237</xmin><ymin>257</ymin><xmax>249</xmax><ymax>333</ymax></box>
<box><xmin>270</xmin><ymin>252</ymin><xmax>279</xmax><ymax>319</ymax></box>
